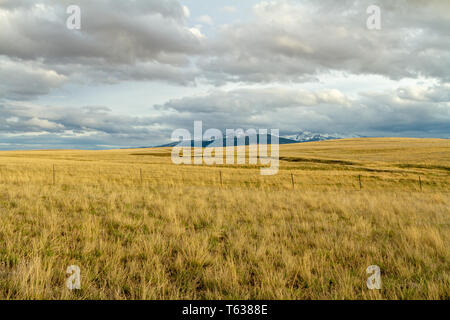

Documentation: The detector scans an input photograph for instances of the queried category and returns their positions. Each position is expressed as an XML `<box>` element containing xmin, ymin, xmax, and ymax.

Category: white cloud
<box><xmin>197</xmin><ymin>15</ymin><xmax>213</xmax><ymax>25</ymax></box>
<box><xmin>25</xmin><ymin>117</ymin><xmax>65</xmax><ymax>130</ymax></box>
<box><xmin>183</xmin><ymin>5</ymin><xmax>190</xmax><ymax>18</ymax></box>
<box><xmin>189</xmin><ymin>27</ymin><xmax>205</xmax><ymax>39</ymax></box>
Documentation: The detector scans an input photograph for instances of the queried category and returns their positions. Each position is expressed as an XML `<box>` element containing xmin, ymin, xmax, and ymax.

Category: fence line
<box><xmin>0</xmin><ymin>164</ymin><xmax>443</xmax><ymax>192</ymax></box>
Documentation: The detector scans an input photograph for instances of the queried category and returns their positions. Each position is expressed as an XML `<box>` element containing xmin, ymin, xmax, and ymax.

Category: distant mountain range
<box><xmin>153</xmin><ymin>134</ymin><xmax>298</xmax><ymax>148</ymax></box>
<box><xmin>146</xmin><ymin>130</ymin><xmax>361</xmax><ymax>148</ymax></box>
<box><xmin>282</xmin><ymin>130</ymin><xmax>362</xmax><ymax>142</ymax></box>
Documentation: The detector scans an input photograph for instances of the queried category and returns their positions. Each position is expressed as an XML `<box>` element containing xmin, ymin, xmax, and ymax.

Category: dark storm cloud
<box><xmin>2</xmin><ymin>0</ymin><xmax>449</xmax><ymax>91</ymax></box>
<box><xmin>1</xmin><ymin>0</ymin><xmax>449</xmax><ymax>95</ymax></box>
<box><xmin>0</xmin><ymin>0</ymin><xmax>200</xmax><ymax>62</ymax></box>
<box><xmin>156</xmin><ymin>83</ymin><xmax>450</xmax><ymax>138</ymax></box>
<box><xmin>0</xmin><ymin>104</ymin><xmax>165</xmax><ymax>135</ymax></box>
<box><xmin>0</xmin><ymin>58</ymin><xmax>67</xmax><ymax>100</ymax></box>
<box><xmin>0</xmin><ymin>0</ymin><xmax>203</xmax><ymax>99</ymax></box>
<box><xmin>0</xmin><ymin>102</ymin><xmax>177</xmax><ymax>148</ymax></box>
<box><xmin>201</xmin><ymin>0</ymin><xmax>450</xmax><ymax>83</ymax></box>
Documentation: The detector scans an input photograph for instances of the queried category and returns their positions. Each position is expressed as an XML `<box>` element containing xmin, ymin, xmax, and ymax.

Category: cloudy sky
<box><xmin>0</xmin><ymin>0</ymin><xmax>449</xmax><ymax>150</ymax></box>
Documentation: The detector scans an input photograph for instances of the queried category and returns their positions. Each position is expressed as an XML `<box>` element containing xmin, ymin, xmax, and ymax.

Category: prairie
<box><xmin>0</xmin><ymin>138</ymin><xmax>448</xmax><ymax>299</ymax></box>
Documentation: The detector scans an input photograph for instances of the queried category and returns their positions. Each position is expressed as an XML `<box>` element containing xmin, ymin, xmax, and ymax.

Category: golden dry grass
<box><xmin>0</xmin><ymin>138</ymin><xmax>448</xmax><ymax>299</ymax></box>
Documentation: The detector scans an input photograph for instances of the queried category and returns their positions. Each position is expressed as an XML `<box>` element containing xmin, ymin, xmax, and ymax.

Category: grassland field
<box><xmin>0</xmin><ymin>138</ymin><xmax>448</xmax><ymax>299</ymax></box>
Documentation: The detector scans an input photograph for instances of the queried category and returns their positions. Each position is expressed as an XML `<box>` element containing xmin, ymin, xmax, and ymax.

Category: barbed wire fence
<box><xmin>0</xmin><ymin>163</ymin><xmax>440</xmax><ymax>193</ymax></box>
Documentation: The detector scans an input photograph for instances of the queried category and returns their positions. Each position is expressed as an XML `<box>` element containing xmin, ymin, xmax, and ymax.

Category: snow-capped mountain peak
<box><xmin>282</xmin><ymin>130</ymin><xmax>361</xmax><ymax>142</ymax></box>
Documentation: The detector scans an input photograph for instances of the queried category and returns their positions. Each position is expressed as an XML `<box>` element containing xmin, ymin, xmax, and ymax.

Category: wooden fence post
<box><xmin>419</xmin><ymin>176</ymin><xmax>422</xmax><ymax>192</ymax></box>
<box><xmin>219</xmin><ymin>171</ymin><xmax>223</xmax><ymax>187</ymax></box>
<box><xmin>358</xmin><ymin>175</ymin><xmax>362</xmax><ymax>190</ymax></box>
<box><xmin>291</xmin><ymin>173</ymin><xmax>295</xmax><ymax>190</ymax></box>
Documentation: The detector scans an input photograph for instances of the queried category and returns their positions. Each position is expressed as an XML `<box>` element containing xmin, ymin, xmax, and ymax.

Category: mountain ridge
<box><xmin>142</xmin><ymin>130</ymin><xmax>360</xmax><ymax>148</ymax></box>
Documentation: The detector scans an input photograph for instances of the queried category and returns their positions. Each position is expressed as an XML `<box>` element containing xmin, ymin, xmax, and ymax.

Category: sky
<box><xmin>0</xmin><ymin>0</ymin><xmax>449</xmax><ymax>150</ymax></box>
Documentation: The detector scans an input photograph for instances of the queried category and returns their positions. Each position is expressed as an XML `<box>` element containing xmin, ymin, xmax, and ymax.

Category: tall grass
<box><xmin>0</xmin><ymin>138</ymin><xmax>448</xmax><ymax>299</ymax></box>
